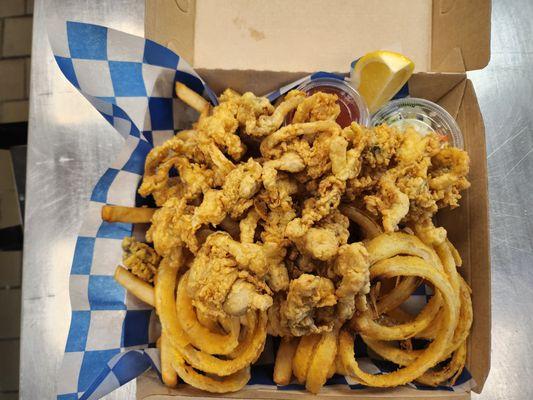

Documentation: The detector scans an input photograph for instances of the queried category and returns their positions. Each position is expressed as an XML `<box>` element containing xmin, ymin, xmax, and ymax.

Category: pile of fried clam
<box><xmin>107</xmin><ymin>83</ymin><xmax>472</xmax><ymax>394</ymax></box>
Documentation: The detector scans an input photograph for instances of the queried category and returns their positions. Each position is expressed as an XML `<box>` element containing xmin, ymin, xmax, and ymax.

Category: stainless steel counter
<box><xmin>20</xmin><ymin>0</ymin><xmax>533</xmax><ymax>399</ymax></box>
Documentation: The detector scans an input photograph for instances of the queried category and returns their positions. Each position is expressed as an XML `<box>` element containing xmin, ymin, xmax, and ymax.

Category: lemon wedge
<box><xmin>351</xmin><ymin>51</ymin><xmax>414</xmax><ymax>114</ymax></box>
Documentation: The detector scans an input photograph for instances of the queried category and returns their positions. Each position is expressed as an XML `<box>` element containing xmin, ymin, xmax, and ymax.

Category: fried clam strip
<box><xmin>285</xmin><ymin>177</ymin><xmax>347</xmax><ymax>261</ymax></box>
<box><xmin>176</xmin><ymin>272</ymin><xmax>241</xmax><ymax>355</ymax></box>
<box><xmin>273</xmin><ymin>337</ymin><xmax>299</xmax><ymax>385</ymax></box>
<box><xmin>329</xmin><ymin>243</ymin><xmax>370</xmax><ymax>322</ymax></box>
<box><xmin>281</xmin><ymin>274</ymin><xmax>337</xmax><ymax>337</ymax></box>
<box><xmin>138</xmin><ymin>134</ymin><xmax>211</xmax><ymax>206</ymax></box>
<box><xmin>243</xmin><ymin>90</ymin><xmax>306</xmax><ymax>137</ymax></box>
<box><xmin>339</xmin><ymin>256</ymin><xmax>458</xmax><ymax>387</ymax></box>
<box><xmin>260</xmin><ymin>120</ymin><xmax>341</xmax><ymax>159</ymax></box>
<box><xmin>292</xmin><ymin>92</ymin><xmax>341</xmax><ymax>123</ymax></box>
<box><xmin>187</xmin><ymin>232</ymin><xmax>272</xmax><ymax>320</ymax></box>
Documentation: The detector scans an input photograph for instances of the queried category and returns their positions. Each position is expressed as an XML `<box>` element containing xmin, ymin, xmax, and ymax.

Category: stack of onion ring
<box><xmin>154</xmin><ymin>251</ymin><xmax>268</xmax><ymax>392</ymax></box>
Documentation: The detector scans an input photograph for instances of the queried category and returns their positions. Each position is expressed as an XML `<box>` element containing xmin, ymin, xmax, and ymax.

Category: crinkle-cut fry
<box><xmin>340</xmin><ymin>204</ymin><xmax>382</xmax><ymax>240</ymax></box>
<box><xmin>114</xmin><ymin>266</ymin><xmax>155</xmax><ymax>307</ymax></box>
<box><xmin>175</xmin><ymin>82</ymin><xmax>210</xmax><ymax>116</ymax></box>
<box><xmin>292</xmin><ymin>334</ymin><xmax>321</xmax><ymax>384</ymax></box>
<box><xmin>102</xmin><ymin>205</ymin><xmax>155</xmax><ymax>223</ymax></box>
<box><xmin>171</xmin><ymin>348</ymin><xmax>251</xmax><ymax>393</ymax></box>
<box><xmin>154</xmin><ymin>252</ymin><xmax>189</xmax><ymax>350</ymax></box>
<box><xmin>306</xmin><ymin>327</ymin><xmax>339</xmax><ymax>394</ymax></box>
<box><xmin>352</xmin><ymin>290</ymin><xmax>443</xmax><ymax>341</ymax></box>
<box><xmin>176</xmin><ymin>272</ymin><xmax>240</xmax><ymax>355</ymax></box>
<box><xmin>179</xmin><ymin>312</ymin><xmax>267</xmax><ymax>376</ymax></box>
<box><xmin>339</xmin><ymin>256</ymin><xmax>458</xmax><ymax>387</ymax></box>
<box><xmin>273</xmin><ymin>337</ymin><xmax>299</xmax><ymax>385</ymax></box>
<box><xmin>160</xmin><ymin>333</ymin><xmax>178</xmax><ymax>387</ymax></box>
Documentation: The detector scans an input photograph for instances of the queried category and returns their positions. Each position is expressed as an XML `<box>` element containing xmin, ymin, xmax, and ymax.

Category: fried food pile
<box><xmin>107</xmin><ymin>84</ymin><xmax>472</xmax><ymax>394</ymax></box>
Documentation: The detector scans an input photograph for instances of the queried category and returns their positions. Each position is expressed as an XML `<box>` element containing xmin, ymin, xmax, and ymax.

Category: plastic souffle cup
<box><xmin>370</xmin><ymin>97</ymin><xmax>464</xmax><ymax>149</ymax></box>
<box><xmin>295</xmin><ymin>77</ymin><xmax>370</xmax><ymax>128</ymax></box>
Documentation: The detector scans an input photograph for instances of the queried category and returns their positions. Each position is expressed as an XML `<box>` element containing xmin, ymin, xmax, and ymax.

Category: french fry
<box><xmin>114</xmin><ymin>266</ymin><xmax>155</xmax><ymax>307</ymax></box>
<box><xmin>161</xmin><ymin>333</ymin><xmax>178</xmax><ymax>387</ymax></box>
<box><xmin>101</xmin><ymin>205</ymin><xmax>155</xmax><ymax>223</ymax></box>
<box><xmin>273</xmin><ymin>337</ymin><xmax>299</xmax><ymax>385</ymax></box>
<box><xmin>175</xmin><ymin>82</ymin><xmax>210</xmax><ymax>116</ymax></box>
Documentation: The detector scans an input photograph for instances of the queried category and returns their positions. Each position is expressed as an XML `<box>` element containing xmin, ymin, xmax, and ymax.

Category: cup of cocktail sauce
<box><xmin>292</xmin><ymin>77</ymin><xmax>370</xmax><ymax>128</ymax></box>
<box><xmin>371</xmin><ymin>98</ymin><xmax>464</xmax><ymax>149</ymax></box>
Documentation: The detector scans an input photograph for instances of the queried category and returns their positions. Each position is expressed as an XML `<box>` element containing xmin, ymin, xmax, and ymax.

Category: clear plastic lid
<box><xmin>371</xmin><ymin>97</ymin><xmax>464</xmax><ymax>149</ymax></box>
<box><xmin>295</xmin><ymin>77</ymin><xmax>370</xmax><ymax>127</ymax></box>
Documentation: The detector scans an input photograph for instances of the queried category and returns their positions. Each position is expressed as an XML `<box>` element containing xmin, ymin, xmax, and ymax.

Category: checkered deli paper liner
<box><xmin>48</xmin><ymin>21</ymin><xmax>474</xmax><ymax>400</ymax></box>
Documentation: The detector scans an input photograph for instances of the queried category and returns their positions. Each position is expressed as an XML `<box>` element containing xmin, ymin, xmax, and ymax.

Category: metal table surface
<box><xmin>20</xmin><ymin>0</ymin><xmax>533</xmax><ymax>399</ymax></box>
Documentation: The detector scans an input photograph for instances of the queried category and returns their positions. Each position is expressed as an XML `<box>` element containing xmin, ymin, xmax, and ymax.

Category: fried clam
<box><xmin>108</xmin><ymin>84</ymin><xmax>473</xmax><ymax>394</ymax></box>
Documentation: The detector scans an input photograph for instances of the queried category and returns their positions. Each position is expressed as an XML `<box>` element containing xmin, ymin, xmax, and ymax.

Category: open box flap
<box><xmin>431</xmin><ymin>0</ymin><xmax>491</xmax><ymax>72</ymax></box>
<box><xmin>145</xmin><ymin>0</ymin><xmax>491</xmax><ymax>74</ymax></box>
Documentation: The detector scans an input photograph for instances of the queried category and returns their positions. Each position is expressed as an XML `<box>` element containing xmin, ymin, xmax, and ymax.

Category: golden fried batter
<box><xmin>121</xmin><ymin>237</ymin><xmax>161</xmax><ymax>283</ymax></box>
<box><xmin>133</xmin><ymin>89</ymin><xmax>470</xmax><ymax>333</ymax></box>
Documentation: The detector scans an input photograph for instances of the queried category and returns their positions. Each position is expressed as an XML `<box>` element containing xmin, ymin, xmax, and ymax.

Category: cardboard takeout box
<box><xmin>140</xmin><ymin>0</ymin><xmax>491</xmax><ymax>398</ymax></box>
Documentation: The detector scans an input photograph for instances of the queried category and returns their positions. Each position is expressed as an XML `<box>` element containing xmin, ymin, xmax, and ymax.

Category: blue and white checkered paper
<box><xmin>50</xmin><ymin>21</ymin><xmax>473</xmax><ymax>400</ymax></box>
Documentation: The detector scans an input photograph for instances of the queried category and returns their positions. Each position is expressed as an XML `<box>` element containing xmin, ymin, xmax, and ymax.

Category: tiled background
<box><xmin>0</xmin><ymin>1</ymin><xmax>32</xmax><ymax>399</ymax></box>
<box><xmin>0</xmin><ymin>0</ymin><xmax>33</xmax><ymax>124</ymax></box>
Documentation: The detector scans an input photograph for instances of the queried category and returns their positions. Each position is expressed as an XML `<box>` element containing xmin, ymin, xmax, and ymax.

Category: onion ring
<box><xmin>176</xmin><ymin>271</ymin><xmax>241</xmax><ymax>355</ymax></box>
<box><xmin>177</xmin><ymin>312</ymin><xmax>266</xmax><ymax>376</ymax></box>
<box><xmin>416</xmin><ymin>340</ymin><xmax>467</xmax><ymax>386</ymax></box>
<box><xmin>154</xmin><ymin>252</ymin><xmax>189</xmax><ymax>350</ymax></box>
<box><xmin>340</xmin><ymin>204</ymin><xmax>382</xmax><ymax>240</ymax></box>
<box><xmin>339</xmin><ymin>255</ymin><xmax>458</xmax><ymax>387</ymax></box>
<box><xmin>352</xmin><ymin>290</ymin><xmax>443</xmax><ymax>341</ymax></box>
<box><xmin>160</xmin><ymin>333</ymin><xmax>178</xmax><ymax>387</ymax></box>
<box><xmin>172</xmin><ymin>350</ymin><xmax>251</xmax><ymax>393</ymax></box>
